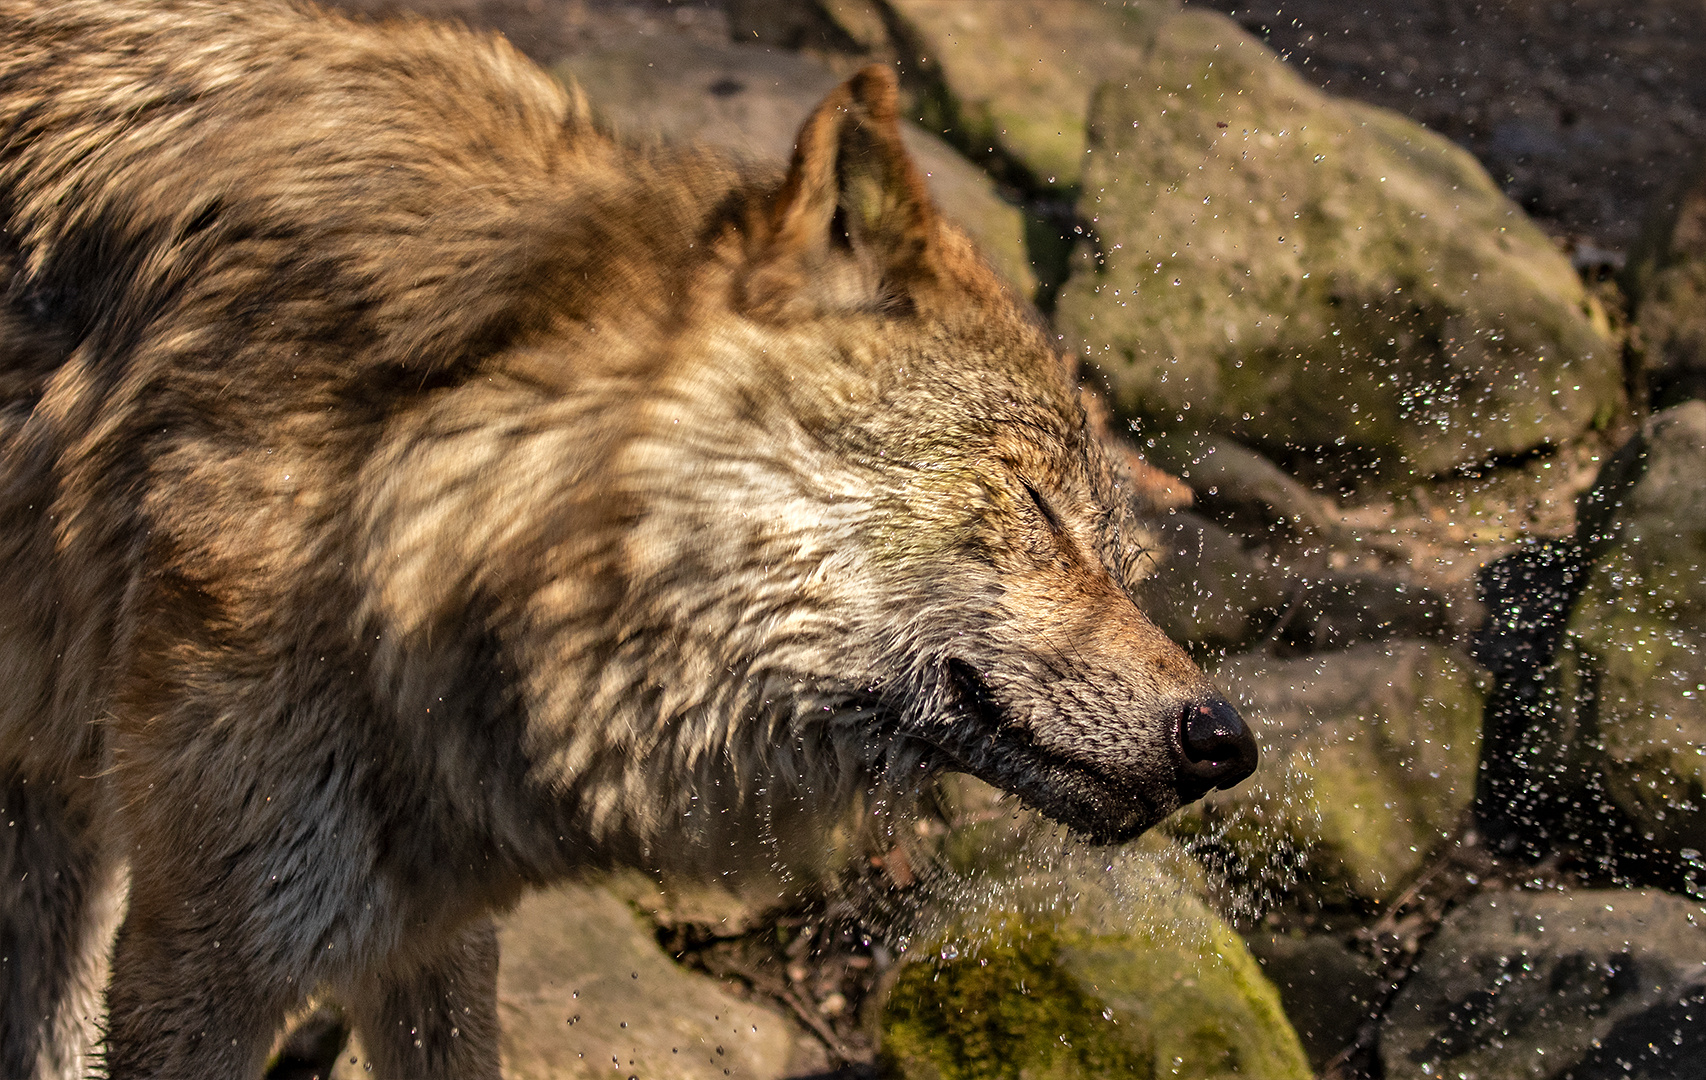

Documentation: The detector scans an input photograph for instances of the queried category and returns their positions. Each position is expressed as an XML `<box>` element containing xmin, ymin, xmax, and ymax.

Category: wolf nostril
<box><xmin>1177</xmin><ymin>698</ymin><xmax>1259</xmax><ymax>791</ymax></box>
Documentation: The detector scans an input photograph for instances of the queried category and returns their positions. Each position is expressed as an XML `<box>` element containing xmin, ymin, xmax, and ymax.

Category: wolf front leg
<box><xmin>342</xmin><ymin>917</ymin><xmax>502</xmax><ymax>1080</ymax></box>
<box><xmin>0</xmin><ymin>771</ymin><xmax>120</xmax><ymax>1080</ymax></box>
<box><xmin>101</xmin><ymin>874</ymin><xmax>300</xmax><ymax>1080</ymax></box>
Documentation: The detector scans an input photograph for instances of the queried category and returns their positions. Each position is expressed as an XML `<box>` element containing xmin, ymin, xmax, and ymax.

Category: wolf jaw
<box><xmin>933</xmin><ymin>657</ymin><xmax>1175</xmax><ymax>845</ymax></box>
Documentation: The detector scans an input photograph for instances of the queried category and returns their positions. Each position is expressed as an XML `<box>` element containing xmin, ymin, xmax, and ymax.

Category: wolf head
<box><xmin>579</xmin><ymin>67</ymin><xmax>1257</xmax><ymax>849</ymax></box>
<box><xmin>361</xmin><ymin>65</ymin><xmax>1256</xmax><ymax>859</ymax></box>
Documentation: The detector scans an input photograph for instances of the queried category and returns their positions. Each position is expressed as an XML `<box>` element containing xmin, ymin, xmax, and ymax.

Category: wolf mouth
<box><xmin>917</xmin><ymin>658</ymin><xmax>1171</xmax><ymax>844</ymax></box>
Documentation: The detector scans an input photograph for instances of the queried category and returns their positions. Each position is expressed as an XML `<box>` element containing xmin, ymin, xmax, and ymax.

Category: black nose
<box><xmin>1177</xmin><ymin>698</ymin><xmax>1258</xmax><ymax>792</ymax></box>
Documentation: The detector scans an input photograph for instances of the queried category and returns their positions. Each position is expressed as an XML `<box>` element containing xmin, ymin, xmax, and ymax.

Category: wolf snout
<box><xmin>1176</xmin><ymin>698</ymin><xmax>1258</xmax><ymax>794</ymax></box>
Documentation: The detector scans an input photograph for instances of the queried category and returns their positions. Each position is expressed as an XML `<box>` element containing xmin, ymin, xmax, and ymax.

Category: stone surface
<box><xmin>550</xmin><ymin>32</ymin><xmax>1037</xmax><ymax>295</ymax></box>
<box><xmin>1551</xmin><ymin>402</ymin><xmax>1706</xmax><ymax>859</ymax></box>
<box><xmin>725</xmin><ymin>0</ymin><xmax>889</xmax><ymax>53</ymax></box>
<box><xmin>1136</xmin><ymin>509</ymin><xmax>1289</xmax><ymax>652</ymax></box>
<box><xmin>879</xmin><ymin>841</ymin><xmax>1311</xmax><ymax>1080</ymax></box>
<box><xmin>495</xmin><ymin>882</ymin><xmax>803</xmax><ymax>1080</ymax></box>
<box><xmin>1143</xmin><ymin>432</ymin><xmax>1352</xmax><ymax>545</ymax></box>
<box><xmin>1627</xmin><ymin>158</ymin><xmax>1706</xmax><ymax>408</ymax></box>
<box><xmin>553</xmin><ymin>28</ymin><xmax>840</xmax><ymax>159</ymax></box>
<box><xmin>1381</xmin><ymin>888</ymin><xmax>1706</xmax><ymax>1080</ymax></box>
<box><xmin>884</xmin><ymin>0</ymin><xmax>1177</xmax><ymax>190</ymax></box>
<box><xmin>1054</xmin><ymin>8</ymin><xmax>1623</xmax><ymax>476</ymax></box>
<box><xmin>1199</xmin><ymin>641</ymin><xmax>1486</xmax><ymax>902</ymax></box>
<box><xmin>1245</xmin><ymin>930</ymin><xmax>1386</xmax><ymax>1070</ymax></box>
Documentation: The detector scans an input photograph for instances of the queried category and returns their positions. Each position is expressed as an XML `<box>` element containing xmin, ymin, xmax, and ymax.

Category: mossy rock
<box><xmin>884</xmin><ymin>0</ymin><xmax>1179</xmax><ymax>191</ymax></box>
<box><xmin>880</xmin><ymin>892</ymin><xmax>1309</xmax><ymax>1080</ymax></box>
<box><xmin>879</xmin><ymin>817</ymin><xmax>1309</xmax><ymax>1080</ymax></box>
<box><xmin>882</xmin><ymin>922</ymin><xmax>1158</xmax><ymax>1080</ymax></box>
<box><xmin>1551</xmin><ymin>402</ymin><xmax>1706</xmax><ymax>856</ymax></box>
<box><xmin>1054</xmin><ymin>10</ymin><xmax>1623</xmax><ymax>477</ymax></box>
<box><xmin>1194</xmin><ymin>641</ymin><xmax>1486</xmax><ymax>903</ymax></box>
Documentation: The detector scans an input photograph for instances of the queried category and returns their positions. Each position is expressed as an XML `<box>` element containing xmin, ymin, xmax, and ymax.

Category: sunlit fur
<box><xmin>0</xmin><ymin>2</ymin><xmax>1227</xmax><ymax>1076</ymax></box>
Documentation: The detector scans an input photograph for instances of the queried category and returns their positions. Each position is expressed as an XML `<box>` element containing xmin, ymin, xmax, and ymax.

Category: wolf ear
<box><xmin>743</xmin><ymin>65</ymin><xmax>940</xmax><ymax>317</ymax></box>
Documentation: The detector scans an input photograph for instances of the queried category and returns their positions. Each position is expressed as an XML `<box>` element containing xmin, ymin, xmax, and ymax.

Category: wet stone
<box><xmin>1550</xmin><ymin>402</ymin><xmax>1706</xmax><ymax>862</ymax></box>
<box><xmin>1196</xmin><ymin>641</ymin><xmax>1486</xmax><ymax>904</ymax></box>
<box><xmin>1380</xmin><ymin>887</ymin><xmax>1706</xmax><ymax>1080</ymax></box>
<box><xmin>879</xmin><ymin>833</ymin><xmax>1312</xmax><ymax>1080</ymax></box>
<box><xmin>1053</xmin><ymin>6</ymin><xmax>1623</xmax><ymax>476</ymax></box>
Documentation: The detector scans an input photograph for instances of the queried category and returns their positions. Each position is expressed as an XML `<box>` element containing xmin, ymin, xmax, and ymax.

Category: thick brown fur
<box><xmin>0</xmin><ymin>2</ymin><xmax>1254</xmax><ymax>1076</ymax></box>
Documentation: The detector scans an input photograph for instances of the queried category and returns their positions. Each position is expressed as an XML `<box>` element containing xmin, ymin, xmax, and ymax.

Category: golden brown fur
<box><xmin>0</xmin><ymin>2</ymin><xmax>1255</xmax><ymax>1076</ymax></box>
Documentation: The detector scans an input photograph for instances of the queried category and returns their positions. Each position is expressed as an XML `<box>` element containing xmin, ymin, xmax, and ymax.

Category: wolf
<box><xmin>0</xmin><ymin>2</ymin><xmax>1258</xmax><ymax>1076</ymax></box>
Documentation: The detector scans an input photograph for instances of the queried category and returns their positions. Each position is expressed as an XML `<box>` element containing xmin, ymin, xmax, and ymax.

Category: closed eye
<box><xmin>1021</xmin><ymin>480</ymin><xmax>1066</xmax><ymax>536</ymax></box>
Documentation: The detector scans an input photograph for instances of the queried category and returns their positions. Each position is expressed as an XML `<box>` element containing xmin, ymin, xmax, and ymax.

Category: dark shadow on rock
<box><xmin>1569</xmin><ymin>984</ymin><xmax>1706</xmax><ymax>1080</ymax></box>
<box><xmin>1468</xmin><ymin>426</ymin><xmax>1678</xmax><ymax>883</ymax></box>
<box><xmin>1247</xmin><ymin>931</ymin><xmax>1387</xmax><ymax>1071</ymax></box>
<box><xmin>1279</xmin><ymin>571</ymin><xmax>1452</xmax><ymax>655</ymax></box>
<box><xmin>1470</xmin><ymin>534</ymin><xmax>1590</xmax><ymax>859</ymax></box>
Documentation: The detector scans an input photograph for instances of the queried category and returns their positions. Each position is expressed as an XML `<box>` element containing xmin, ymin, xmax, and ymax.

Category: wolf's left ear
<box><xmin>743</xmin><ymin>65</ymin><xmax>940</xmax><ymax>317</ymax></box>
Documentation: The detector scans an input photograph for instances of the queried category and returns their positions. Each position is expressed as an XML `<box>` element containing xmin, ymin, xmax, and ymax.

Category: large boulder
<box><xmin>1381</xmin><ymin>888</ymin><xmax>1706</xmax><ymax>1080</ymax></box>
<box><xmin>550</xmin><ymin>31</ymin><xmax>1036</xmax><ymax>296</ymax></box>
<box><xmin>1197</xmin><ymin>641</ymin><xmax>1486</xmax><ymax>903</ymax></box>
<box><xmin>878</xmin><ymin>814</ymin><xmax>1311</xmax><ymax>1080</ymax></box>
<box><xmin>1550</xmin><ymin>402</ymin><xmax>1706</xmax><ymax>859</ymax></box>
<box><xmin>1052</xmin><ymin>10</ymin><xmax>1623</xmax><ymax>477</ymax></box>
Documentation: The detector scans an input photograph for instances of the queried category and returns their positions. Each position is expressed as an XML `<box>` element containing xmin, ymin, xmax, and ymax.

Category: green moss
<box><xmin>882</xmin><ymin>923</ymin><xmax>1156</xmax><ymax>1080</ymax></box>
<box><xmin>881</xmin><ymin>877</ymin><xmax>1312</xmax><ymax>1080</ymax></box>
<box><xmin>1062</xmin><ymin>905</ymin><xmax>1311</xmax><ymax>1080</ymax></box>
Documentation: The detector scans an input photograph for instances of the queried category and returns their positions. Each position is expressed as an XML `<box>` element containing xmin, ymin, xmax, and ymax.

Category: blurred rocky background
<box><xmin>265</xmin><ymin>2</ymin><xmax>1706</xmax><ymax>1077</ymax></box>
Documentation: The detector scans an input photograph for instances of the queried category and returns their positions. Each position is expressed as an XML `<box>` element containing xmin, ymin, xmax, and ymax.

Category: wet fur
<box><xmin>0</xmin><ymin>1</ymin><xmax>1227</xmax><ymax>1075</ymax></box>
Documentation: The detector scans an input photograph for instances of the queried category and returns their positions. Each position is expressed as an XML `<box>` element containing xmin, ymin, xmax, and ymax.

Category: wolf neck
<box><xmin>526</xmin><ymin>316</ymin><xmax>923</xmax><ymax>867</ymax></box>
<box><xmin>357</xmin><ymin>288</ymin><xmax>920</xmax><ymax>872</ymax></box>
